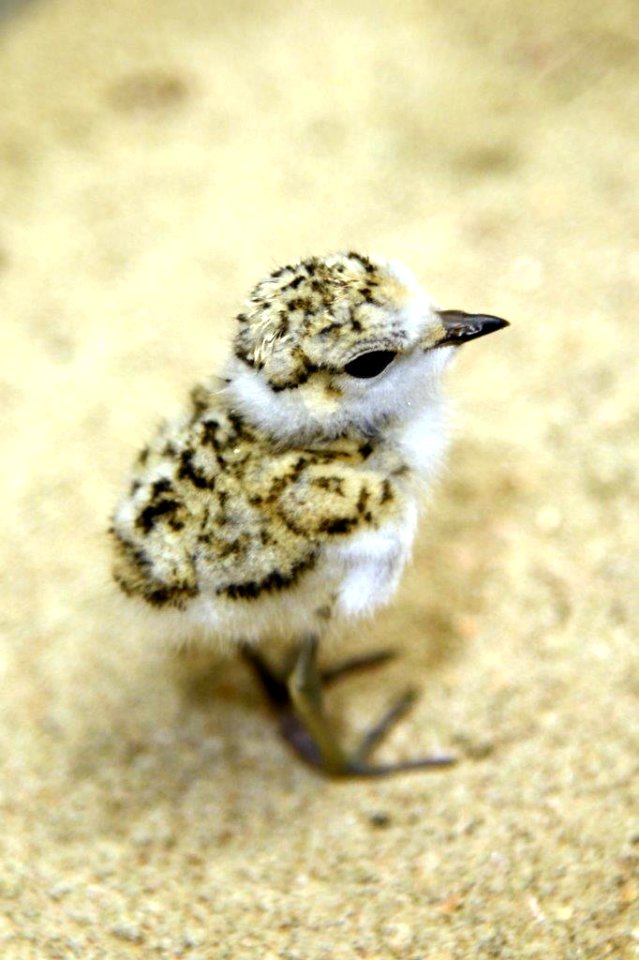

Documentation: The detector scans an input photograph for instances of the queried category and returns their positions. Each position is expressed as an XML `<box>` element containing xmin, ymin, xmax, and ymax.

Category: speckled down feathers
<box><xmin>111</xmin><ymin>382</ymin><xmax>406</xmax><ymax>610</ymax></box>
<box><xmin>233</xmin><ymin>251</ymin><xmax>436</xmax><ymax>391</ymax></box>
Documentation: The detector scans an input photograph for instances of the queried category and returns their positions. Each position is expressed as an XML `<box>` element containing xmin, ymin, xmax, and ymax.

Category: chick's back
<box><xmin>110</xmin><ymin>383</ymin><xmax>405</xmax><ymax>611</ymax></box>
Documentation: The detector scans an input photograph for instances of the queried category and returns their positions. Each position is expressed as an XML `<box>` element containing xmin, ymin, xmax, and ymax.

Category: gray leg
<box><xmin>285</xmin><ymin>636</ymin><xmax>456</xmax><ymax>778</ymax></box>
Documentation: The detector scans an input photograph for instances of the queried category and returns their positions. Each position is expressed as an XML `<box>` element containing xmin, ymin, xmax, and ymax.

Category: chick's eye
<box><xmin>343</xmin><ymin>350</ymin><xmax>397</xmax><ymax>379</ymax></box>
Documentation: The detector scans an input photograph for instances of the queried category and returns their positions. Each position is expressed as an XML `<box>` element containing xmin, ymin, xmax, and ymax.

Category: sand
<box><xmin>1</xmin><ymin>0</ymin><xmax>638</xmax><ymax>957</ymax></box>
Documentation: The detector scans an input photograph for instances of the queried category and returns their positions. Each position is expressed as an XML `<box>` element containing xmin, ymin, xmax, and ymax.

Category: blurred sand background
<box><xmin>1</xmin><ymin>0</ymin><xmax>638</xmax><ymax>957</ymax></box>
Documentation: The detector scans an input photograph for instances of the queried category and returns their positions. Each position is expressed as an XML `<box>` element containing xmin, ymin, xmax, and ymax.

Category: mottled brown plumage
<box><xmin>112</xmin><ymin>381</ymin><xmax>405</xmax><ymax>611</ymax></box>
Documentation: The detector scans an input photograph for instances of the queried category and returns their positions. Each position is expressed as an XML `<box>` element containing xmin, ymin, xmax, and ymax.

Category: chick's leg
<box><xmin>245</xmin><ymin>636</ymin><xmax>455</xmax><ymax>777</ymax></box>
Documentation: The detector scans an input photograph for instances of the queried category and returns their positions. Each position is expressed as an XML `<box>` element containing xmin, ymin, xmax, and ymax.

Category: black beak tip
<box><xmin>480</xmin><ymin>315</ymin><xmax>510</xmax><ymax>335</ymax></box>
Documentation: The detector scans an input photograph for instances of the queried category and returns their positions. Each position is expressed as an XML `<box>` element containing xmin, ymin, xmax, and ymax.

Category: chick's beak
<box><xmin>436</xmin><ymin>310</ymin><xmax>509</xmax><ymax>346</ymax></box>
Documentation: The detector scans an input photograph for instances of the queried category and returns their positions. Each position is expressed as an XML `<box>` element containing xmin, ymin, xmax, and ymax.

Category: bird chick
<box><xmin>110</xmin><ymin>251</ymin><xmax>508</xmax><ymax>776</ymax></box>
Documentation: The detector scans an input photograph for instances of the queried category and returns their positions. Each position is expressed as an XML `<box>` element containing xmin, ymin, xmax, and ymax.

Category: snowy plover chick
<box><xmin>111</xmin><ymin>251</ymin><xmax>508</xmax><ymax>776</ymax></box>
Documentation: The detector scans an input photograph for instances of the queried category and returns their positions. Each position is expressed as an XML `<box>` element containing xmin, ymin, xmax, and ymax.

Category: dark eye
<box><xmin>343</xmin><ymin>350</ymin><xmax>397</xmax><ymax>379</ymax></box>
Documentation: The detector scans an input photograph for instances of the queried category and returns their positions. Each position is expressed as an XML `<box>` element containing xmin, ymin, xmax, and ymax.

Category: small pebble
<box><xmin>368</xmin><ymin>812</ymin><xmax>392</xmax><ymax>828</ymax></box>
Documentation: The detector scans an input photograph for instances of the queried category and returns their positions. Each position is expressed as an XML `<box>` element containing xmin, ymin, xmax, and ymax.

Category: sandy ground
<box><xmin>1</xmin><ymin>0</ymin><xmax>638</xmax><ymax>957</ymax></box>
